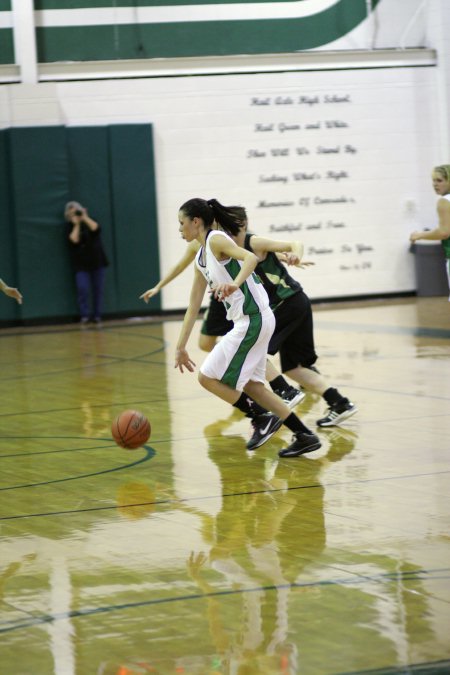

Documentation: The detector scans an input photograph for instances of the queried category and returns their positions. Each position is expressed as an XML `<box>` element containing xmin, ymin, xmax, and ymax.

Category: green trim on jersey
<box><xmin>221</xmin><ymin>313</ymin><xmax>263</xmax><ymax>389</ymax></box>
<box><xmin>224</xmin><ymin>258</ymin><xmax>261</xmax><ymax>316</ymax></box>
<box><xmin>245</xmin><ymin>233</ymin><xmax>301</xmax><ymax>309</ymax></box>
<box><xmin>442</xmin><ymin>237</ymin><xmax>450</xmax><ymax>259</ymax></box>
<box><xmin>258</xmin><ymin>253</ymin><xmax>299</xmax><ymax>304</ymax></box>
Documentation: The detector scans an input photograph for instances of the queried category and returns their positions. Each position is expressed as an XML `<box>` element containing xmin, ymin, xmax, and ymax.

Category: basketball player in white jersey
<box><xmin>174</xmin><ymin>197</ymin><xmax>321</xmax><ymax>458</ymax></box>
<box><xmin>139</xmin><ymin>240</ymin><xmax>305</xmax><ymax>408</ymax></box>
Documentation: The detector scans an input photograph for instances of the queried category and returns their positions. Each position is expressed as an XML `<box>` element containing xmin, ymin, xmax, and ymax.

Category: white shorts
<box><xmin>200</xmin><ymin>307</ymin><xmax>275</xmax><ymax>392</ymax></box>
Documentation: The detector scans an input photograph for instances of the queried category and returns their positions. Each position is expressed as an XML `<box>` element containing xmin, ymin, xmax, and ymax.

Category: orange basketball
<box><xmin>111</xmin><ymin>410</ymin><xmax>151</xmax><ymax>449</ymax></box>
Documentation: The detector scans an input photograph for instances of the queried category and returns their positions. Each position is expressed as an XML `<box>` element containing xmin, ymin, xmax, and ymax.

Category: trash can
<box><xmin>410</xmin><ymin>241</ymin><xmax>449</xmax><ymax>297</ymax></box>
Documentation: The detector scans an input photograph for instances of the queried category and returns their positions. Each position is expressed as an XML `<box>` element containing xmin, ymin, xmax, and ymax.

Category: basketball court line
<box><xmin>1</xmin><ymin>567</ymin><xmax>448</xmax><ymax>636</ymax></box>
<box><xmin>2</xmin><ymin>467</ymin><xmax>449</xmax><ymax>521</ymax></box>
<box><xmin>0</xmin><ymin>444</ymin><xmax>155</xmax><ymax>493</ymax></box>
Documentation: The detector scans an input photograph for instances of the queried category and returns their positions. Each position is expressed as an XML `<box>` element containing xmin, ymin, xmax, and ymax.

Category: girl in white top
<box><xmin>139</xmin><ymin>231</ymin><xmax>305</xmax><ymax>406</ymax></box>
<box><xmin>410</xmin><ymin>164</ymin><xmax>450</xmax><ymax>300</ymax></box>
<box><xmin>195</xmin><ymin>227</ymin><xmax>272</xmax><ymax>391</ymax></box>
<box><xmin>175</xmin><ymin>197</ymin><xmax>321</xmax><ymax>458</ymax></box>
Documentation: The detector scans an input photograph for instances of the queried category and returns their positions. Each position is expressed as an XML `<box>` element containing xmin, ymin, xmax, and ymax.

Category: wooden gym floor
<box><xmin>0</xmin><ymin>296</ymin><xmax>449</xmax><ymax>675</ymax></box>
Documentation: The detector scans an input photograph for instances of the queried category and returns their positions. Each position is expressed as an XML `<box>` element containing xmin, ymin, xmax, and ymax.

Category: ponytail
<box><xmin>179</xmin><ymin>197</ymin><xmax>247</xmax><ymax>237</ymax></box>
<box><xmin>207</xmin><ymin>198</ymin><xmax>246</xmax><ymax>236</ymax></box>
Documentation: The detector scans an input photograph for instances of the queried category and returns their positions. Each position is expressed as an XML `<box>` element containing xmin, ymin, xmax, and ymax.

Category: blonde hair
<box><xmin>433</xmin><ymin>165</ymin><xmax>450</xmax><ymax>181</ymax></box>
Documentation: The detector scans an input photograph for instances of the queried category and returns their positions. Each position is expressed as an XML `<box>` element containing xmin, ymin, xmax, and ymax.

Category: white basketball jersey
<box><xmin>195</xmin><ymin>229</ymin><xmax>269</xmax><ymax>322</ymax></box>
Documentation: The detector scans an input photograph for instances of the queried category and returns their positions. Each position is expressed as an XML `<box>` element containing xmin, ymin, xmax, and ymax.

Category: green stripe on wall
<box><xmin>35</xmin><ymin>0</ymin><xmax>308</xmax><ymax>8</ymax></box>
<box><xmin>0</xmin><ymin>28</ymin><xmax>14</xmax><ymax>64</ymax></box>
<box><xmin>36</xmin><ymin>1</ymin><xmax>380</xmax><ymax>61</ymax></box>
<box><xmin>0</xmin><ymin>0</ymin><xmax>11</xmax><ymax>11</ymax></box>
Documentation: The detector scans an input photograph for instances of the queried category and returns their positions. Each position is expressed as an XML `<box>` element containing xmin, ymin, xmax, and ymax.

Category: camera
<box><xmin>75</xmin><ymin>209</ymin><xmax>83</xmax><ymax>216</ymax></box>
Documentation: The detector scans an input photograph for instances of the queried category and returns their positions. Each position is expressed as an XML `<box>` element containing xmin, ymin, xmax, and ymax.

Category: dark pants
<box><xmin>268</xmin><ymin>291</ymin><xmax>318</xmax><ymax>372</ymax></box>
<box><xmin>75</xmin><ymin>267</ymin><xmax>106</xmax><ymax>321</ymax></box>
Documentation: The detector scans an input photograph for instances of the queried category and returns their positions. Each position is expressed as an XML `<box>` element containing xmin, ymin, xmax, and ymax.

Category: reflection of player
<box><xmin>184</xmin><ymin>417</ymin><xmax>341</xmax><ymax>673</ymax></box>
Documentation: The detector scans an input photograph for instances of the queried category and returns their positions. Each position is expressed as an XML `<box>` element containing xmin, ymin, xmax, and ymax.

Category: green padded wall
<box><xmin>0</xmin><ymin>0</ymin><xmax>13</xmax><ymax>65</ymax></box>
<box><xmin>66</xmin><ymin>126</ymin><xmax>117</xmax><ymax>314</ymax></box>
<box><xmin>8</xmin><ymin>126</ymin><xmax>73</xmax><ymax>320</ymax></box>
<box><xmin>109</xmin><ymin>124</ymin><xmax>160</xmax><ymax>313</ymax></box>
<box><xmin>0</xmin><ymin>123</ymin><xmax>160</xmax><ymax>325</ymax></box>
<box><xmin>0</xmin><ymin>130</ymin><xmax>20</xmax><ymax>322</ymax></box>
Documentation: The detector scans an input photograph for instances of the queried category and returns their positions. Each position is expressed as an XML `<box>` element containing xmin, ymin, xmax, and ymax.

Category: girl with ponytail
<box><xmin>174</xmin><ymin>197</ymin><xmax>321</xmax><ymax>458</ymax></box>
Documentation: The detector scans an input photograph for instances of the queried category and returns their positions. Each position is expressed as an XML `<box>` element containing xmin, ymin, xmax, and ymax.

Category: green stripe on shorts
<box><xmin>221</xmin><ymin>313</ymin><xmax>262</xmax><ymax>389</ymax></box>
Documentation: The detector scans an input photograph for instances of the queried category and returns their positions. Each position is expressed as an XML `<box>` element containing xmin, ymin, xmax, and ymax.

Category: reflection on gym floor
<box><xmin>1</xmin><ymin>297</ymin><xmax>449</xmax><ymax>675</ymax></box>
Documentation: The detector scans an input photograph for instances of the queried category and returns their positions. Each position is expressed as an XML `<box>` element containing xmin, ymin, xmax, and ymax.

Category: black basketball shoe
<box><xmin>278</xmin><ymin>386</ymin><xmax>305</xmax><ymax>408</ymax></box>
<box><xmin>316</xmin><ymin>399</ymin><xmax>357</xmax><ymax>427</ymax></box>
<box><xmin>247</xmin><ymin>413</ymin><xmax>283</xmax><ymax>450</ymax></box>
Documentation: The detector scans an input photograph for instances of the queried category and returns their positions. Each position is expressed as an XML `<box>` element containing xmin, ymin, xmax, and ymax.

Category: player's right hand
<box><xmin>175</xmin><ymin>348</ymin><xmax>196</xmax><ymax>373</ymax></box>
<box><xmin>3</xmin><ymin>286</ymin><xmax>23</xmax><ymax>304</ymax></box>
<box><xmin>139</xmin><ymin>287</ymin><xmax>159</xmax><ymax>303</ymax></box>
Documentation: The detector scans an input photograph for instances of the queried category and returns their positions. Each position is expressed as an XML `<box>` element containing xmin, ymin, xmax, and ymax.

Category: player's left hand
<box><xmin>279</xmin><ymin>252</ymin><xmax>315</xmax><ymax>268</ymax></box>
<box><xmin>281</xmin><ymin>252</ymin><xmax>300</xmax><ymax>266</ymax></box>
<box><xmin>213</xmin><ymin>283</ymin><xmax>237</xmax><ymax>300</ymax></box>
<box><xmin>175</xmin><ymin>348</ymin><xmax>196</xmax><ymax>373</ymax></box>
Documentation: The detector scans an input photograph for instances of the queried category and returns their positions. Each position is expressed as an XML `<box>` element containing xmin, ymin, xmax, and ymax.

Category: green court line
<box><xmin>0</xmin><ymin>567</ymin><xmax>448</xmax><ymax>635</ymax></box>
<box><xmin>2</xmin><ymin>468</ymin><xmax>450</xmax><ymax>520</ymax></box>
<box><xmin>0</xmin><ymin>443</ymin><xmax>155</xmax><ymax>491</ymax></box>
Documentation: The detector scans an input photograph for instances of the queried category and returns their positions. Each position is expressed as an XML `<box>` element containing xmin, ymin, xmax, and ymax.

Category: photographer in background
<box><xmin>65</xmin><ymin>201</ymin><xmax>109</xmax><ymax>325</ymax></box>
